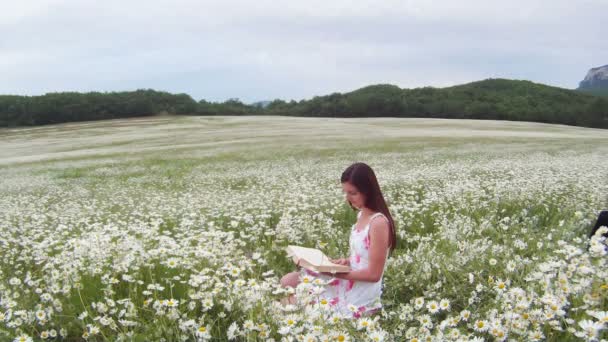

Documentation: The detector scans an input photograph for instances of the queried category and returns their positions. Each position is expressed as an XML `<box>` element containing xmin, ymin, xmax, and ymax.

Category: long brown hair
<box><xmin>341</xmin><ymin>162</ymin><xmax>397</xmax><ymax>256</ymax></box>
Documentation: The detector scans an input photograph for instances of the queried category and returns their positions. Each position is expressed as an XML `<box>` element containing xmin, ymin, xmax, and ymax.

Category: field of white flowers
<box><xmin>1</xmin><ymin>116</ymin><xmax>607</xmax><ymax>342</ymax></box>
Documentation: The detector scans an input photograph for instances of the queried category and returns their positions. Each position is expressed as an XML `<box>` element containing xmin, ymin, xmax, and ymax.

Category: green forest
<box><xmin>1</xmin><ymin>79</ymin><xmax>607</xmax><ymax>129</ymax></box>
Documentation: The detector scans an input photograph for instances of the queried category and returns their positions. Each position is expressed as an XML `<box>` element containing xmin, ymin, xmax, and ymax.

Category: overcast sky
<box><xmin>1</xmin><ymin>0</ymin><xmax>606</xmax><ymax>103</ymax></box>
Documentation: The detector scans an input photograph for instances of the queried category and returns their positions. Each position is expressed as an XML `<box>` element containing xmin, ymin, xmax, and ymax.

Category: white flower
<box><xmin>35</xmin><ymin>310</ymin><xmax>47</xmax><ymax>321</ymax></box>
<box><xmin>495</xmin><ymin>279</ymin><xmax>508</xmax><ymax>292</ymax></box>
<box><xmin>474</xmin><ymin>320</ymin><xmax>489</xmax><ymax>332</ymax></box>
<box><xmin>166</xmin><ymin>257</ymin><xmax>180</xmax><ymax>268</ymax></box>
<box><xmin>577</xmin><ymin>319</ymin><xmax>604</xmax><ymax>339</ymax></box>
<box><xmin>588</xmin><ymin>310</ymin><xmax>608</xmax><ymax>323</ymax></box>
<box><xmin>368</xmin><ymin>330</ymin><xmax>385</xmax><ymax>341</ymax></box>
<box><xmin>439</xmin><ymin>299</ymin><xmax>450</xmax><ymax>311</ymax></box>
<box><xmin>242</xmin><ymin>320</ymin><xmax>255</xmax><ymax>331</ymax></box>
<box><xmin>449</xmin><ymin>329</ymin><xmax>460</xmax><ymax>339</ymax></box>
<box><xmin>229</xmin><ymin>266</ymin><xmax>241</xmax><ymax>277</ymax></box>
<box><xmin>528</xmin><ymin>330</ymin><xmax>544</xmax><ymax>341</ymax></box>
<box><xmin>277</xmin><ymin>326</ymin><xmax>291</xmax><ymax>335</ymax></box>
<box><xmin>13</xmin><ymin>334</ymin><xmax>32</xmax><ymax>342</ymax></box>
<box><xmin>356</xmin><ymin>317</ymin><xmax>373</xmax><ymax>330</ymax></box>
<box><xmin>414</xmin><ymin>297</ymin><xmax>425</xmax><ymax>309</ymax></box>
<box><xmin>426</xmin><ymin>301</ymin><xmax>439</xmax><ymax>314</ymax></box>
<box><xmin>227</xmin><ymin>322</ymin><xmax>239</xmax><ymax>340</ymax></box>
<box><xmin>332</xmin><ymin>331</ymin><xmax>350</xmax><ymax>342</ymax></box>
<box><xmin>418</xmin><ymin>314</ymin><xmax>432</xmax><ymax>328</ymax></box>
<box><xmin>165</xmin><ymin>298</ymin><xmax>178</xmax><ymax>308</ymax></box>
<box><xmin>88</xmin><ymin>325</ymin><xmax>100</xmax><ymax>335</ymax></box>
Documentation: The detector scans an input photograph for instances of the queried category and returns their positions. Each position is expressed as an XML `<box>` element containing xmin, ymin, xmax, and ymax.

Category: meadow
<box><xmin>1</xmin><ymin>116</ymin><xmax>607</xmax><ymax>341</ymax></box>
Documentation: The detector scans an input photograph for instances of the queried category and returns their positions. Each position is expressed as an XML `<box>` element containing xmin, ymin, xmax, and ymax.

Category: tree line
<box><xmin>1</xmin><ymin>79</ymin><xmax>607</xmax><ymax>129</ymax></box>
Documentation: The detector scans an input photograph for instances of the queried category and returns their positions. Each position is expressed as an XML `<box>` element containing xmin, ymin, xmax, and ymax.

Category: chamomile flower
<box><xmin>439</xmin><ymin>299</ymin><xmax>450</xmax><ymax>311</ymax></box>
<box><xmin>448</xmin><ymin>329</ymin><xmax>460</xmax><ymax>339</ymax></box>
<box><xmin>332</xmin><ymin>331</ymin><xmax>350</xmax><ymax>342</ymax></box>
<box><xmin>426</xmin><ymin>301</ymin><xmax>439</xmax><ymax>314</ymax></box>
<box><xmin>474</xmin><ymin>320</ymin><xmax>489</xmax><ymax>332</ymax></box>
<box><xmin>528</xmin><ymin>330</ymin><xmax>544</xmax><ymax>341</ymax></box>
<box><xmin>418</xmin><ymin>314</ymin><xmax>433</xmax><ymax>328</ymax></box>
<box><xmin>13</xmin><ymin>334</ymin><xmax>32</xmax><ymax>342</ymax></box>
<box><xmin>196</xmin><ymin>325</ymin><xmax>211</xmax><ymax>340</ymax></box>
<box><xmin>368</xmin><ymin>330</ymin><xmax>386</xmax><ymax>341</ymax></box>
<box><xmin>576</xmin><ymin>320</ymin><xmax>604</xmax><ymax>340</ymax></box>
<box><xmin>356</xmin><ymin>317</ymin><xmax>373</xmax><ymax>330</ymax></box>
<box><xmin>35</xmin><ymin>310</ymin><xmax>47</xmax><ymax>321</ymax></box>
<box><xmin>414</xmin><ymin>297</ymin><xmax>425</xmax><ymax>309</ymax></box>
<box><xmin>494</xmin><ymin>279</ymin><xmax>508</xmax><ymax>292</ymax></box>
<box><xmin>284</xmin><ymin>315</ymin><xmax>298</xmax><ymax>327</ymax></box>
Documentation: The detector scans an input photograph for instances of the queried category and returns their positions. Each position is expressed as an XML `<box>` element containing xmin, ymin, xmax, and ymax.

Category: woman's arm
<box><xmin>324</xmin><ymin>218</ymin><xmax>390</xmax><ymax>282</ymax></box>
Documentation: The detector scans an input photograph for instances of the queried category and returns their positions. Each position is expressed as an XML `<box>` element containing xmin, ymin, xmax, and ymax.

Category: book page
<box><xmin>285</xmin><ymin>245</ymin><xmax>350</xmax><ymax>272</ymax></box>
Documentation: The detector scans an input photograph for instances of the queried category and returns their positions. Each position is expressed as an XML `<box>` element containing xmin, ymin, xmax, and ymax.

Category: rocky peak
<box><xmin>578</xmin><ymin>65</ymin><xmax>608</xmax><ymax>89</ymax></box>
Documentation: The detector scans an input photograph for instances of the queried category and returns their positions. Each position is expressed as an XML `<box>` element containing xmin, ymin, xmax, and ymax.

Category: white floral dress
<box><xmin>300</xmin><ymin>211</ymin><xmax>390</xmax><ymax>318</ymax></box>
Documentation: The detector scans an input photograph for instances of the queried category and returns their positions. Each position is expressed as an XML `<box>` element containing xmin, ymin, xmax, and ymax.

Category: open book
<box><xmin>285</xmin><ymin>245</ymin><xmax>350</xmax><ymax>273</ymax></box>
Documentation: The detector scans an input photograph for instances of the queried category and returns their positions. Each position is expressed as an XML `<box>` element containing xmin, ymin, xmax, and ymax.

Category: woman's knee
<box><xmin>280</xmin><ymin>271</ymin><xmax>300</xmax><ymax>288</ymax></box>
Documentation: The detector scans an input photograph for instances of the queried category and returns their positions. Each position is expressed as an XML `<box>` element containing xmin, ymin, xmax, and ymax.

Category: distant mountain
<box><xmin>578</xmin><ymin>65</ymin><xmax>608</xmax><ymax>96</ymax></box>
<box><xmin>2</xmin><ymin>79</ymin><xmax>608</xmax><ymax>128</ymax></box>
<box><xmin>264</xmin><ymin>78</ymin><xmax>608</xmax><ymax>128</ymax></box>
<box><xmin>251</xmin><ymin>100</ymin><xmax>272</xmax><ymax>108</ymax></box>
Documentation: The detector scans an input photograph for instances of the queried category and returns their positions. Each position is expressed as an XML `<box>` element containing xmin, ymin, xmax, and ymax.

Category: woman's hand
<box><xmin>329</xmin><ymin>258</ymin><xmax>350</xmax><ymax>266</ymax></box>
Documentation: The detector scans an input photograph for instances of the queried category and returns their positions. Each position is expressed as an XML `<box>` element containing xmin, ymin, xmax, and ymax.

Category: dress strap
<box><xmin>369</xmin><ymin>212</ymin><xmax>385</xmax><ymax>221</ymax></box>
<box><xmin>368</xmin><ymin>212</ymin><xmax>388</xmax><ymax>228</ymax></box>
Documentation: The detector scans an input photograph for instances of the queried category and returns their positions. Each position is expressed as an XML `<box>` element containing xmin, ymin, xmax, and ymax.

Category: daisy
<box><xmin>448</xmin><ymin>316</ymin><xmax>460</xmax><ymax>326</ymax></box>
<box><xmin>13</xmin><ymin>334</ymin><xmax>33</xmax><ymax>342</ymax></box>
<box><xmin>332</xmin><ymin>331</ymin><xmax>350</xmax><ymax>342</ymax></box>
<box><xmin>439</xmin><ymin>299</ymin><xmax>450</xmax><ymax>311</ymax></box>
<box><xmin>229</xmin><ymin>267</ymin><xmax>241</xmax><ymax>277</ymax></box>
<box><xmin>473</xmin><ymin>320</ymin><xmax>489</xmax><ymax>332</ymax></box>
<box><xmin>528</xmin><ymin>330</ymin><xmax>544</xmax><ymax>341</ymax></box>
<box><xmin>577</xmin><ymin>320</ymin><xmax>604</xmax><ymax>340</ymax></box>
<box><xmin>284</xmin><ymin>315</ymin><xmax>298</xmax><ymax>327</ymax></box>
<box><xmin>588</xmin><ymin>310</ymin><xmax>608</xmax><ymax>323</ymax></box>
<box><xmin>414</xmin><ymin>297</ymin><xmax>425</xmax><ymax>309</ymax></box>
<box><xmin>35</xmin><ymin>310</ymin><xmax>47</xmax><ymax>321</ymax></box>
<box><xmin>426</xmin><ymin>301</ymin><xmax>439</xmax><ymax>314</ymax></box>
<box><xmin>302</xmin><ymin>333</ymin><xmax>317</xmax><ymax>342</ymax></box>
<box><xmin>227</xmin><ymin>322</ymin><xmax>239</xmax><ymax>340</ymax></box>
<box><xmin>494</xmin><ymin>279</ymin><xmax>508</xmax><ymax>292</ymax></box>
<box><xmin>89</xmin><ymin>326</ymin><xmax>100</xmax><ymax>335</ymax></box>
<box><xmin>448</xmin><ymin>329</ymin><xmax>460</xmax><ymax>339</ymax></box>
<box><xmin>329</xmin><ymin>314</ymin><xmax>343</xmax><ymax>325</ymax></box>
<box><xmin>196</xmin><ymin>325</ymin><xmax>211</xmax><ymax>340</ymax></box>
<box><xmin>166</xmin><ymin>257</ymin><xmax>180</xmax><ymax>268</ymax></box>
<box><xmin>201</xmin><ymin>297</ymin><xmax>213</xmax><ymax>310</ymax></box>
<box><xmin>368</xmin><ymin>330</ymin><xmax>385</xmax><ymax>341</ymax></box>
<box><xmin>318</xmin><ymin>298</ymin><xmax>330</xmax><ymax>310</ymax></box>
<box><xmin>242</xmin><ymin>320</ymin><xmax>255</xmax><ymax>331</ymax></box>
<box><xmin>165</xmin><ymin>298</ymin><xmax>178</xmax><ymax>308</ymax></box>
<box><xmin>357</xmin><ymin>317</ymin><xmax>373</xmax><ymax>330</ymax></box>
<box><xmin>418</xmin><ymin>314</ymin><xmax>432</xmax><ymax>329</ymax></box>
<box><xmin>460</xmin><ymin>310</ymin><xmax>471</xmax><ymax>321</ymax></box>
<box><xmin>301</xmin><ymin>275</ymin><xmax>312</xmax><ymax>284</ymax></box>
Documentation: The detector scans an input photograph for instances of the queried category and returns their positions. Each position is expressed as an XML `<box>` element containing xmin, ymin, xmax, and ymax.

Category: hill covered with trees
<box><xmin>1</xmin><ymin>79</ymin><xmax>607</xmax><ymax>129</ymax></box>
